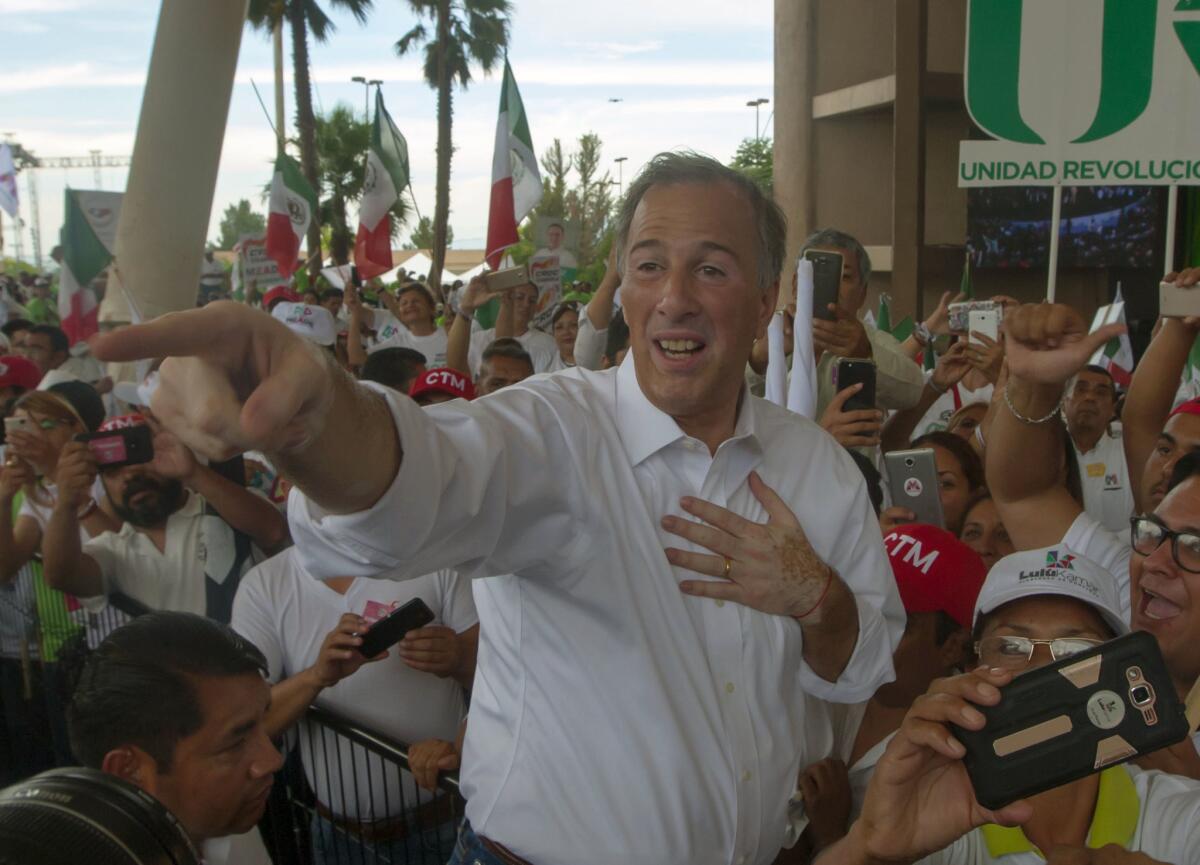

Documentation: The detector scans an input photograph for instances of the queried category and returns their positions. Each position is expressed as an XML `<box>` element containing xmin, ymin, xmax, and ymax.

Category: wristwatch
<box><xmin>913</xmin><ymin>321</ymin><xmax>932</xmax><ymax>346</ymax></box>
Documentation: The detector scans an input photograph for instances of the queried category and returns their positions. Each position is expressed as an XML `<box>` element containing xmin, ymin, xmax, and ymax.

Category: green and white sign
<box><xmin>960</xmin><ymin>0</ymin><xmax>1200</xmax><ymax>187</ymax></box>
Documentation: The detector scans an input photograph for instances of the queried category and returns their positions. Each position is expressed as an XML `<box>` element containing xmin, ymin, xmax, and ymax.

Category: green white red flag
<box><xmin>59</xmin><ymin>189</ymin><xmax>120</xmax><ymax>345</ymax></box>
<box><xmin>1088</xmin><ymin>285</ymin><xmax>1134</xmax><ymax>388</ymax></box>
<box><xmin>486</xmin><ymin>60</ymin><xmax>541</xmax><ymax>268</ymax></box>
<box><xmin>354</xmin><ymin>90</ymin><xmax>410</xmax><ymax>279</ymax></box>
<box><xmin>265</xmin><ymin>153</ymin><xmax>317</xmax><ymax>279</ymax></box>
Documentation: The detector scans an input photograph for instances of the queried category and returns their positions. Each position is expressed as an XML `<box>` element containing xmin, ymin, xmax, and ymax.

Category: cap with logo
<box><xmin>262</xmin><ymin>285</ymin><xmax>300</xmax><ymax>310</ymax></box>
<box><xmin>271</xmin><ymin>302</ymin><xmax>337</xmax><ymax>347</ymax></box>
<box><xmin>99</xmin><ymin>413</ymin><xmax>148</xmax><ymax>433</ymax></box>
<box><xmin>973</xmin><ymin>546</ymin><xmax>1129</xmax><ymax>637</ymax></box>
<box><xmin>112</xmin><ymin>370</ymin><xmax>160</xmax><ymax>410</ymax></box>
<box><xmin>409</xmin><ymin>367</ymin><xmax>475</xmax><ymax>402</ymax></box>
<box><xmin>0</xmin><ymin>355</ymin><xmax>43</xmax><ymax>391</ymax></box>
<box><xmin>883</xmin><ymin>523</ymin><xmax>988</xmax><ymax>630</ymax></box>
<box><xmin>46</xmin><ymin>380</ymin><xmax>106</xmax><ymax>433</ymax></box>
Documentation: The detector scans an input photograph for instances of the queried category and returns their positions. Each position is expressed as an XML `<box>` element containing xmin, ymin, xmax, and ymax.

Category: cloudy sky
<box><xmin>1</xmin><ymin>0</ymin><xmax>772</xmax><ymax>261</ymax></box>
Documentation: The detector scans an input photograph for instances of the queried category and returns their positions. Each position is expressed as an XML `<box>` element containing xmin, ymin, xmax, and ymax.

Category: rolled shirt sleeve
<box><xmin>572</xmin><ymin>308</ymin><xmax>608</xmax><ymax>371</ymax></box>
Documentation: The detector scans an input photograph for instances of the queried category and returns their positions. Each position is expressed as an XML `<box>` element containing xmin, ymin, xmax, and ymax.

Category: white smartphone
<box><xmin>969</xmin><ymin>308</ymin><xmax>1000</xmax><ymax>343</ymax></box>
<box><xmin>1160</xmin><ymin>281</ymin><xmax>1200</xmax><ymax>319</ymax></box>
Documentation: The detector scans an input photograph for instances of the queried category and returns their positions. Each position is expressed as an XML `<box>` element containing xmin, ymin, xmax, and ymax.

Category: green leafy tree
<box><xmin>247</xmin><ymin>0</ymin><xmax>375</xmax><ymax>276</ymax></box>
<box><xmin>396</xmin><ymin>0</ymin><xmax>512</xmax><ymax>291</ymax></box>
<box><xmin>406</xmin><ymin>215</ymin><xmax>453</xmax><ymax>250</ymax></box>
<box><xmin>729</xmin><ymin>137</ymin><xmax>773</xmax><ymax>194</ymax></box>
<box><xmin>217</xmin><ymin>199</ymin><xmax>267</xmax><ymax>249</ymax></box>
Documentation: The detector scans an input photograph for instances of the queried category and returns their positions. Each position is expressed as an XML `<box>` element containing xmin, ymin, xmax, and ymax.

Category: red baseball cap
<box><xmin>262</xmin><ymin>285</ymin><xmax>300</xmax><ymax>310</ymax></box>
<box><xmin>1168</xmin><ymin>397</ymin><xmax>1200</xmax><ymax>420</ymax></box>
<box><xmin>883</xmin><ymin>523</ymin><xmax>987</xmax><ymax>630</ymax></box>
<box><xmin>409</xmin><ymin>367</ymin><xmax>475</xmax><ymax>402</ymax></box>
<box><xmin>99</xmin><ymin>413</ymin><xmax>148</xmax><ymax>433</ymax></box>
<box><xmin>0</xmin><ymin>355</ymin><xmax>42</xmax><ymax>391</ymax></box>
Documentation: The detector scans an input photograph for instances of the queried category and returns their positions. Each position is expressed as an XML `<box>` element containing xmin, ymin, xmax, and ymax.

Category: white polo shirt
<box><xmin>917</xmin><ymin>766</ymin><xmax>1200</xmax><ymax>864</ymax></box>
<box><xmin>467</xmin><ymin>324</ymin><xmax>558</xmax><ymax>376</ymax></box>
<box><xmin>231</xmin><ymin>549</ymin><xmax>476</xmax><ymax>821</ymax></box>
<box><xmin>1074</xmin><ymin>430</ymin><xmax>1136</xmax><ymax>534</ymax></box>
<box><xmin>287</xmin><ymin>358</ymin><xmax>904</xmax><ymax>865</ymax></box>
<box><xmin>370</xmin><ymin>320</ymin><xmax>449</xmax><ymax>368</ymax></box>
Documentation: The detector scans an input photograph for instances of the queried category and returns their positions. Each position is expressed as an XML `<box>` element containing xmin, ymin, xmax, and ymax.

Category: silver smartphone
<box><xmin>1160</xmin><ymin>281</ymin><xmax>1200</xmax><ymax>319</ymax></box>
<box><xmin>884</xmin><ymin>448</ymin><xmax>945</xmax><ymax>528</ymax></box>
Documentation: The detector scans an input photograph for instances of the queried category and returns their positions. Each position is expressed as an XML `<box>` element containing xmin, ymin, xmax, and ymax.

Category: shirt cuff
<box><xmin>286</xmin><ymin>384</ymin><xmax>434</xmax><ymax>580</ymax></box>
<box><xmin>795</xmin><ymin>594</ymin><xmax>896</xmax><ymax>703</ymax></box>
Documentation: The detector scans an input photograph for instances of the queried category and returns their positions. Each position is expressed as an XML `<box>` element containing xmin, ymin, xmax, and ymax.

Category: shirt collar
<box><xmin>614</xmin><ymin>352</ymin><xmax>761</xmax><ymax>467</ymax></box>
<box><xmin>979</xmin><ymin>766</ymin><xmax>1139</xmax><ymax>858</ymax></box>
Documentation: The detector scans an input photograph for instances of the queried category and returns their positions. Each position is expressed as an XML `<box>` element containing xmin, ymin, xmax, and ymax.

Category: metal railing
<box><xmin>261</xmin><ymin>704</ymin><xmax>464</xmax><ymax>865</ymax></box>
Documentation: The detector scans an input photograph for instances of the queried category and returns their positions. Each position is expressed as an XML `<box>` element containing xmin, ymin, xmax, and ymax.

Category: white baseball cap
<box><xmin>112</xmin><ymin>369</ymin><xmax>160</xmax><ymax>409</ymax></box>
<box><xmin>973</xmin><ymin>546</ymin><xmax>1129</xmax><ymax>637</ymax></box>
<box><xmin>271</xmin><ymin>302</ymin><xmax>337</xmax><ymax>346</ymax></box>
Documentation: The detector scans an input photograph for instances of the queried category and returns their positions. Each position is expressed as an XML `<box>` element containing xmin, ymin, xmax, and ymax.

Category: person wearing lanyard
<box><xmin>93</xmin><ymin>151</ymin><xmax>904</xmax><ymax>865</ymax></box>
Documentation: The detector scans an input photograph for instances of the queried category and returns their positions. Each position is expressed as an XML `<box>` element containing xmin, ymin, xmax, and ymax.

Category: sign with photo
<box><xmin>530</xmin><ymin>216</ymin><xmax>580</xmax><ymax>329</ymax></box>
<box><xmin>234</xmin><ymin>232</ymin><xmax>285</xmax><ymax>300</ymax></box>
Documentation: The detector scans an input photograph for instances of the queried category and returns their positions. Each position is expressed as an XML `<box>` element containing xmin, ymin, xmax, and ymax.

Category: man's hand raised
<box><xmin>1003</xmin><ymin>303</ymin><xmax>1125</xmax><ymax>387</ymax></box>
<box><xmin>90</xmin><ymin>301</ymin><xmax>334</xmax><ymax>462</ymax></box>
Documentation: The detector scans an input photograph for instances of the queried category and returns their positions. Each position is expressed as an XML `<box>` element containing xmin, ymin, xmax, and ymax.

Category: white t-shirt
<box><xmin>1074</xmin><ymin>430</ymin><xmax>1136</xmax><ymax>534</ymax></box>
<box><xmin>917</xmin><ymin>766</ymin><xmax>1200</xmax><ymax>864</ymax></box>
<box><xmin>370</xmin><ymin>321</ymin><xmax>449</xmax><ymax>368</ymax></box>
<box><xmin>913</xmin><ymin>379</ymin><xmax>994</xmax><ymax>438</ymax></box>
<box><xmin>1062</xmin><ymin>510</ymin><xmax>1132</xmax><ymax>624</ymax></box>
<box><xmin>201</xmin><ymin>830</ymin><xmax>271</xmax><ymax>865</ymax></box>
<box><xmin>467</xmin><ymin>324</ymin><xmax>558</xmax><ymax>376</ymax></box>
<box><xmin>231</xmin><ymin>548</ymin><xmax>476</xmax><ymax>821</ymax></box>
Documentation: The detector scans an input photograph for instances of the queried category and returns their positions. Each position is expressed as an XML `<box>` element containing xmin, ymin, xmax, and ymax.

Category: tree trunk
<box><xmin>428</xmin><ymin>0</ymin><xmax>452</xmax><ymax>300</ymax></box>
<box><xmin>289</xmin><ymin>2</ymin><xmax>322</xmax><ymax>280</ymax></box>
<box><xmin>330</xmin><ymin>192</ymin><xmax>350</xmax><ymax>264</ymax></box>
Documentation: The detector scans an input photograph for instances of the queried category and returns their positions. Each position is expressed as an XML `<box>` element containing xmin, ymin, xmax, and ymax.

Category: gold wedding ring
<box><xmin>722</xmin><ymin>556</ymin><xmax>732</xmax><ymax>579</ymax></box>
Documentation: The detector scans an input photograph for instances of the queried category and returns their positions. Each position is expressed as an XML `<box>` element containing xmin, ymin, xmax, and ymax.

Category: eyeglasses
<box><xmin>975</xmin><ymin>635</ymin><xmax>1104</xmax><ymax>669</ymax></box>
<box><xmin>1130</xmin><ymin>515</ymin><xmax>1200</xmax><ymax>573</ymax></box>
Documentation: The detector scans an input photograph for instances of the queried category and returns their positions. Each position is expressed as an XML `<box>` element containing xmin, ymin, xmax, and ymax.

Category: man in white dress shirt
<box><xmin>94</xmin><ymin>151</ymin><xmax>904</xmax><ymax>865</ymax></box>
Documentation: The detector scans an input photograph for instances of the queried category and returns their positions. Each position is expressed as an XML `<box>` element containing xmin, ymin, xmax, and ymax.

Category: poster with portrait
<box><xmin>529</xmin><ymin>216</ymin><xmax>580</xmax><ymax>329</ymax></box>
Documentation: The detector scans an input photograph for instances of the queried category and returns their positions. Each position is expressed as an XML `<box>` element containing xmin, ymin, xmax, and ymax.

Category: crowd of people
<box><xmin>0</xmin><ymin>150</ymin><xmax>1198</xmax><ymax>865</ymax></box>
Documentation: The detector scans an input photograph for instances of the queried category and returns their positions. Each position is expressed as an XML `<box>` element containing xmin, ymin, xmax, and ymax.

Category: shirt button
<box><xmin>742</xmin><ymin>770</ymin><xmax>753</xmax><ymax>783</ymax></box>
<box><xmin>737</xmin><ymin>856</ymin><xmax>746</xmax><ymax>865</ymax></box>
<box><xmin>725</xmin><ymin>681</ymin><xmax>735</xmax><ymax>694</ymax></box>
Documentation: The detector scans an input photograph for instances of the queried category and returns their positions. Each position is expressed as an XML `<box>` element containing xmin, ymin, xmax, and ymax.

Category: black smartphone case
<box><xmin>358</xmin><ymin>598</ymin><xmax>435</xmax><ymax>658</ymax></box>
<box><xmin>954</xmin><ymin>631</ymin><xmax>1190</xmax><ymax>810</ymax></box>
<box><xmin>834</xmin><ymin>360</ymin><xmax>877</xmax><ymax>412</ymax></box>
<box><xmin>806</xmin><ymin>252</ymin><xmax>842</xmax><ymax>321</ymax></box>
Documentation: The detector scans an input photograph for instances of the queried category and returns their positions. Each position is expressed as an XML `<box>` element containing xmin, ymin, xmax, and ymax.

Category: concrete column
<box><xmin>891</xmin><ymin>0</ymin><xmax>928</xmax><ymax>321</ymax></box>
<box><xmin>108</xmin><ymin>0</ymin><xmax>249</xmax><ymax>322</ymax></box>
<box><xmin>773</xmin><ymin>0</ymin><xmax>814</xmax><ymax>299</ymax></box>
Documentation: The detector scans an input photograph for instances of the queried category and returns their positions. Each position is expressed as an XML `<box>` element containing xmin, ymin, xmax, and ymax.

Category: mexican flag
<box><xmin>875</xmin><ymin>292</ymin><xmax>892</xmax><ymax>333</ymax></box>
<box><xmin>59</xmin><ymin>189</ymin><xmax>121</xmax><ymax>345</ymax></box>
<box><xmin>486</xmin><ymin>60</ymin><xmax>541</xmax><ymax>268</ymax></box>
<box><xmin>0</xmin><ymin>143</ymin><xmax>18</xmax><ymax>219</ymax></box>
<box><xmin>354</xmin><ymin>90</ymin><xmax>410</xmax><ymax>280</ymax></box>
<box><xmin>265</xmin><ymin>153</ymin><xmax>317</xmax><ymax>279</ymax></box>
<box><xmin>1088</xmin><ymin>285</ymin><xmax>1134</xmax><ymax>388</ymax></box>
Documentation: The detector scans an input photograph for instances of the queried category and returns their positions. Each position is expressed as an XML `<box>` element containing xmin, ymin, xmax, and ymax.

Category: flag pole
<box><xmin>1165</xmin><ymin>184</ymin><xmax>1179</xmax><ymax>275</ymax></box>
<box><xmin>1046</xmin><ymin>184</ymin><xmax>1063</xmax><ymax>303</ymax></box>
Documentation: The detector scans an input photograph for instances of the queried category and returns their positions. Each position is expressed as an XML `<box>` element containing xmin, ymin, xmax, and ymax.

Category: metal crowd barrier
<box><xmin>261</xmin><ymin>704</ymin><xmax>465</xmax><ymax>865</ymax></box>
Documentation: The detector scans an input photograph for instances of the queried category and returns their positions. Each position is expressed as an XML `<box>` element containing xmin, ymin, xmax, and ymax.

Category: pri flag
<box><xmin>265</xmin><ymin>153</ymin><xmax>317</xmax><ymax>279</ymax></box>
<box><xmin>0</xmin><ymin>144</ymin><xmax>18</xmax><ymax>218</ymax></box>
<box><xmin>354</xmin><ymin>90</ymin><xmax>410</xmax><ymax>280</ymax></box>
<box><xmin>59</xmin><ymin>190</ymin><xmax>121</xmax><ymax>345</ymax></box>
<box><xmin>1088</xmin><ymin>285</ymin><xmax>1134</xmax><ymax>388</ymax></box>
<box><xmin>486</xmin><ymin>61</ymin><xmax>541</xmax><ymax>268</ymax></box>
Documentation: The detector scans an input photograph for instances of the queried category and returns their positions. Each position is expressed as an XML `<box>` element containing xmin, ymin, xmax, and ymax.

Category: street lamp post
<box><xmin>614</xmin><ymin>156</ymin><xmax>628</xmax><ymax>197</ymax></box>
<box><xmin>351</xmin><ymin>76</ymin><xmax>383</xmax><ymax>121</ymax></box>
<box><xmin>746</xmin><ymin>97</ymin><xmax>769</xmax><ymax>140</ymax></box>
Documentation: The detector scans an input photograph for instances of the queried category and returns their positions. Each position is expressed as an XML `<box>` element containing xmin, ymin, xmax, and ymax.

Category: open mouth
<box><xmin>1138</xmin><ymin>586</ymin><xmax>1184</xmax><ymax>622</ymax></box>
<box><xmin>654</xmin><ymin>337</ymin><xmax>707</xmax><ymax>361</ymax></box>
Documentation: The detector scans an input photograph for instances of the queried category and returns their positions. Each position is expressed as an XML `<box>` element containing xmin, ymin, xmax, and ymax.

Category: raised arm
<box><xmin>880</xmin><ymin>342</ymin><xmax>971</xmax><ymax>452</ymax></box>
<box><xmin>584</xmin><ymin>245</ymin><xmax>621</xmax><ymax>331</ymax></box>
<box><xmin>1123</xmin><ymin>268</ymin><xmax>1200</xmax><ymax>511</ymax></box>
<box><xmin>987</xmin><ymin>304</ymin><xmax>1123</xmax><ymax>549</ymax></box>
<box><xmin>448</xmin><ymin>277</ymin><xmax>504</xmax><ymax>376</ymax></box>
<box><xmin>42</xmin><ymin>443</ymin><xmax>105</xmax><ymax>598</ymax></box>
<box><xmin>344</xmin><ymin>282</ymin><xmax>370</xmax><ymax>370</ymax></box>
<box><xmin>0</xmin><ymin>461</ymin><xmax>42</xmax><ymax>584</ymax></box>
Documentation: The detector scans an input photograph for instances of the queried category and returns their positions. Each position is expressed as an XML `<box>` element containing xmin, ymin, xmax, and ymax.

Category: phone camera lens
<box><xmin>1131</xmin><ymin>685</ymin><xmax>1152</xmax><ymax>706</ymax></box>
<box><xmin>904</xmin><ymin>458</ymin><xmax>915</xmax><ymax>468</ymax></box>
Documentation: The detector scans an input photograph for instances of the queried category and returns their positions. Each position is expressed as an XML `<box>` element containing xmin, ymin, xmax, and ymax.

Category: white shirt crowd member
<box><xmin>913</xmin><ymin>378</ymin><xmax>994</xmax><ymax>438</ymax></box>
<box><xmin>371</xmin><ymin>318</ymin><xmax>449</xmax><ymax>368</ymax></box>
<box><xmin>1073</xmin><ymin>428</ymin><xmax>1136</xmax><ymax>534</ymax></box>
<box><xmin>232</xmin><ymin>549</ymin><xmax>476</xmax><ymax>821</ymax></box>
<box><xmin>288</xmin><ymin>357</ymin><xmax>903</xmax><ymax>865</ymax></box>
<box><xmin>466</xmin><ymin>322</ymin><xmax>558</xmax><ymax>376</ymax></box>
<box><xmin>572</xmin><ymin>308</ymin><xmax>608</xmax><ymax>371</ymax></box>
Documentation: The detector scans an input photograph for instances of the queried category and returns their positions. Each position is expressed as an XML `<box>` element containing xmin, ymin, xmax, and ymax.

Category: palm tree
<box><xmin>247</xmin><ymin>0</ymin><xmax>374</xmax><ymax>278</ymax></box>
<box><xmin>396</xmin><ymin>0</ymin><xmax>511</xmax><ymax>294</ymax></box>
<box><xmin>313</xmin><ymin>103</ymin><xmax>411</xmax><ymax>264</ymax></box>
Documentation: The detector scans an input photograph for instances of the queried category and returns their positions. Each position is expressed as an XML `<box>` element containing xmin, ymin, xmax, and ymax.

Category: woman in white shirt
<box><xmin>548</xmin><ymin>303</ymin><xmax>579</xmax><ymax>372</ymax></box>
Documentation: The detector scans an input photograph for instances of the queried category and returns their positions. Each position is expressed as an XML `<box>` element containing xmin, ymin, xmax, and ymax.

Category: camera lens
<box><xmin>904</xmin><ymin>458</ymin><xmax>915</xmax><ymax>468</ymax></box>
<box><xmin>1131</xmin><ymin>685</ymin><xmax>1152</xmax><ymax>706</ymax></box>
<box><xmin>0</xmin><ymin>768</ymin><xmax>201</xmax><ymax>865</ymax></box>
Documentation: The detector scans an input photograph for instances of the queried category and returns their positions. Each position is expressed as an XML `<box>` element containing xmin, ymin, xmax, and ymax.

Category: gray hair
<box><xmin>614</xmin><ymin>151</ymin><xmax>787</xmax><ymax>292</ymax></box>
<box><xmin>800</xmin><ymin>228</ymin><xmax>872</xmax><ymax>287</ymax></box>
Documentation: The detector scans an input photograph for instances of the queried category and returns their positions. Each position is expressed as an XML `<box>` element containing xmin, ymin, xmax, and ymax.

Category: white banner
<box><xmin>235</xmin><ymin>233</ymin><xmax>285</xmax><ymax>296</ymax></box>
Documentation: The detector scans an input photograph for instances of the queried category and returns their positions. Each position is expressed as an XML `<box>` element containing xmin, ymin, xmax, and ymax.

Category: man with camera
<box><xmin>43</xmin><ymin>414</ymin><xmax>289</xmax><ymax>621</ymax></box>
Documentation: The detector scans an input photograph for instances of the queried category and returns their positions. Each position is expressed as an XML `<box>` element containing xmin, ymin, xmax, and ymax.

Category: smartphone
<box><xmin>833</xmin><ymin>358</ymin><xmax>877</xmax><ymax>412</ymax></box>
<box><xmin>484</xmin><ymin>265</ymin><xmax>531</xmax><ymax>293</ymax></box>
<box><xmin>358</xmin><ymin>598</ymin><xmax>435</xmax><ymax>658</ymax></box>
<box><xmin>954</xmin><ymin>631</ymin><xmax>1190</xmax><ymax>810</ymax></box>
<box><xmin>968</xmin><ymin>308</ymin><xmax>1000</xmax><ymax>343</ymax></box>
<box><xmin>948</xmin><ymin>300</ymin><xmax>1000</xmax><ymax>334</ymax></box>
<box><xmin>4</xmin><ymin>417</ymin><xmax>30</xmax><ymax>436</ymax></box>
<box><xmin>883</xmin><ymin>448</ymin><xmax>945</xmax><ymax>528</ymax></box>
<box><xmin>805</xmin><ymin>250</ymin><xmax>843</xmax><ymax>322</ymax></box>
<box><xmin>1160</xmin><ymin>280</ymin><xmax>1200</xmax><ymax>318</ymax></box>
<box><xmin>73</xmin><ymin>425</ymin><xmax>154</xmax><ymax>470</ymax></box>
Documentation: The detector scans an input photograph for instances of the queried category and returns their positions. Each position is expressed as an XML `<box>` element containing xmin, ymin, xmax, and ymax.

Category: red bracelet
<box><xmin>794</xmin><ymin>567</ymin><xmax>835</xmax><ymax>621</ymax></box>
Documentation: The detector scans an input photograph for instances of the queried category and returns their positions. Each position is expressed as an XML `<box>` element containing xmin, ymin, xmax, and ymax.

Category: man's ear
<box><xmin>101</xmin><ymin>746</ymin><xmax>156</xmax><ymax>790</ymax></box>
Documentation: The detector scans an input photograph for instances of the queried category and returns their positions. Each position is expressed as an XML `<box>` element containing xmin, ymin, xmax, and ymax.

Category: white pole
<box><xmin>273</xmin><ymin>20</ymin><xmax>286</xmax><ymax>152</ymax></box>
<box><xmin>1165</xmin><ymin>184</ymin><xmax>1179</xmax><ymax>275</ymax></box>
<box><xmin>1046</xmin><ymin>184</ymin><xmax>1063</xmax><ymax>303</ymax></box>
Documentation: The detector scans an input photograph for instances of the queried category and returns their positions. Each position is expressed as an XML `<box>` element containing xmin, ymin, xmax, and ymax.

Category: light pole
<box><xmin>614</xmin><ymin>156</ymin><xmax>628</xmax><ymax>197</ymax></box>
<box><xmin>746</xmin><ymin>97</ymin><xmax>769</xmax><ymax>140</ymax></box>
<box><xmin>351</xmin><ymin>76</ymin><xmax>383</xmax><ymax>121</ymax></box>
